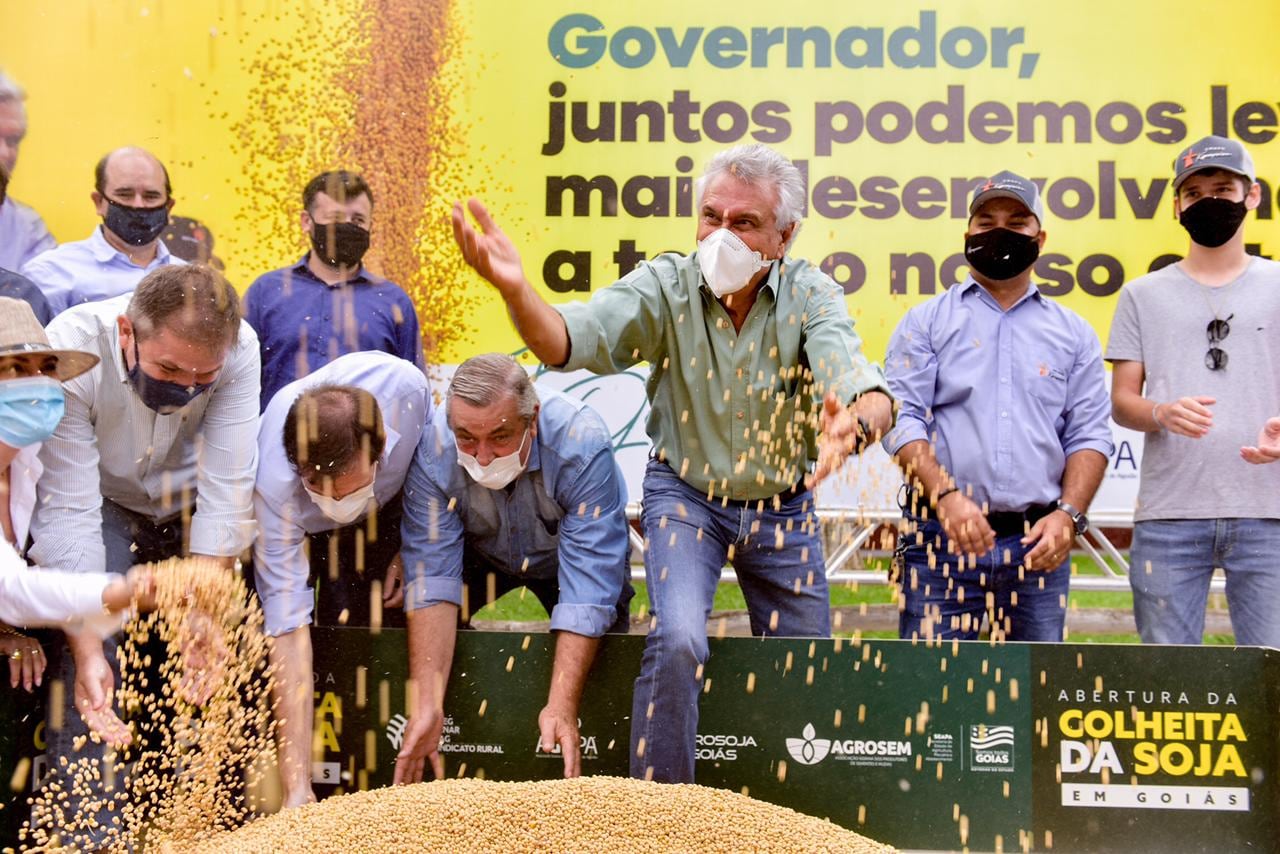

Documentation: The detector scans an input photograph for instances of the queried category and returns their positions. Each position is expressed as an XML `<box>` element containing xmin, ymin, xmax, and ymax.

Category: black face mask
<box><xmin>964</xmin><ymin>227</ymin><xmax>1040</xmax><ymax>281</ymax></box>
<box><xmin>1179</xmin><ymin>197</ymin><xmax>1248</xmax><ymax>248</ymax></box>
<box><xmin>126</xmin><ymin>339</ymin><xmax>214</xmax><ymax>414</ymax></box>
<box><xmin>104</xmin><ymin>199</ymin><xmax>170</xmax><ymax>246</ymax></box>
<box><xmin>310</xmin><ymin>221</ymin><xmax>370</xmax><ymax>268</ymax></box>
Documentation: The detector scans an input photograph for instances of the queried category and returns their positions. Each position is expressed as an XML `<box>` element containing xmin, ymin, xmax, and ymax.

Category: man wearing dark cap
<box><xmin>1107</xmin><ymin>135</ymin><xmax>1280</xmax><ymax>647</ymax></box>
<box><xmin>884</xmin><ymin>170</ymin><xmax>1113</xmax><ymax>641</ymax></box>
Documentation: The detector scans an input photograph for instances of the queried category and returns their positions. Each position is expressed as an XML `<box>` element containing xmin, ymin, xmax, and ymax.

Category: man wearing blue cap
<box><xmin>883</xmin><ymin>171</ymin><xmax>1113</xmax><ymax>641</ymax></box>
<box><xmin>1107</xmin><ymin>135</ymin><xmax>1280</xmax><ymax>647</ymax></box>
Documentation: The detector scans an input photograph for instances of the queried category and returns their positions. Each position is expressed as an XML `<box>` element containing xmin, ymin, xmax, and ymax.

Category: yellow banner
<box><xmin>6</xmin><ymin>0</ymin><xmax>1279</xmax><ymax>362</ymax></box>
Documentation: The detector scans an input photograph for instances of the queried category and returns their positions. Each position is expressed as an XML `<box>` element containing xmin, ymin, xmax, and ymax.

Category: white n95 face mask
<box><xmin>457</xmin><ymin>428</ymin><xmax>530</xmax><ymax>490</ymax></box>
<box><xmin>697</xmin><ymin>227</ymin><xmax>770</xmax><ymax>297</ymax></box>
<box><xmin>304</xmin><ymin>466</ymin><xmax>377</xmax><ymax>525</ymax></box>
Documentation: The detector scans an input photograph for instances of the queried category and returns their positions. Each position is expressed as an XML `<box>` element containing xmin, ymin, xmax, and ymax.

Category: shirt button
<box><xmin>1000</xmin><ymin>377</ymin><xmax>1009</xmax><ymax>384</ymax></box>
<box><xmin>736</xmin><ymin>411</ymin><xmax>745</xmax><ymax>420</ymax></box>
<box><xmin>1001</xmin><ymin>411</ymin><xmax>1008</xmax><ymax>418</ymax></box>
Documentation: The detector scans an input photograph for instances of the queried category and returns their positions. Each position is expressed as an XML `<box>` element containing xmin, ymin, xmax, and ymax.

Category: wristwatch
<box><xmin>1055</xmin><ymin>500</ymin><xmax>1089</xmax><ymax>535</ymax></box>
<box><xmin>853</xmin><ymin>416</ymin><xmax>873</xmax><ymax>453</ymax></box>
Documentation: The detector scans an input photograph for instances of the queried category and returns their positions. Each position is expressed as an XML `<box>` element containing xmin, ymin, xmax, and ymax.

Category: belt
<box><xmin>985</xmin><ymin>503</ymin><xmax>1056</xmax><ymax>538</ymax></box>
<box><xmin>899</xmin><ymin>486</ymin><xmax>1055</xmax><ymax>537</ymax></box>
<box><xmin>652</xmin><ymin>458</ymin><xmax>808</xmax><ymax>507</ymax></box>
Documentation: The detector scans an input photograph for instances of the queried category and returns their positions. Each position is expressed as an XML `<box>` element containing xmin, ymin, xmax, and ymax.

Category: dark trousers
<box><xmin>308</xmin><ymin>492</ymin><xmax>406</xmax><ymax>630</ymax></box>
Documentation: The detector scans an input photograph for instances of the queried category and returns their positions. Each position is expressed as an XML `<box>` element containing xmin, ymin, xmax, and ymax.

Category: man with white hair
<box><xmin>0</xmin><ymin>69</ymin><xmax>55</xmax><ymax>271</ymax></box>
<box><xmin>451</xmin><ymin>143</ymin><xmax>893</xmax><ymax>784</ymax></box>
<box><xmin>394</xmin><ymin>353</ymin><xmax>632</xmax><ymax>784</ymax></box>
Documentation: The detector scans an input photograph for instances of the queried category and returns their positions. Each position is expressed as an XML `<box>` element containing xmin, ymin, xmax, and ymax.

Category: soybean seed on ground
<box><xmin>195</xmin><ymin>776</ymin><xmax>894</xmax><ymax>853</ymax></box>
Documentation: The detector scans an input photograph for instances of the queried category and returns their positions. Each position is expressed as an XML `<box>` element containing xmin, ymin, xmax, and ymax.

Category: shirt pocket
<box><xmin>1024</xmin><ymin>363</ymin><xmax>1069</xmax><ymax>412</ymax></box>
<box><xmin>762</xmin><ymin>390</ymin><xmax>816</xmax><ymax>465</ymax></box>
<box><xmin>530</xmin><ymin>483</ymin><xmax>565</xmax><ymax>553</ymax></box>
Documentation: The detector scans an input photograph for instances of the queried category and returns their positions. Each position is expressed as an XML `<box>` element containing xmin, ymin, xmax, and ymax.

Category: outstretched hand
<box><xmin>451</xmin><ymin>199</ymin><xmax>531</xmax><ymax>298</ymax></box>
<box><xmin>74</xmin><ymin>646</ymin><xmax>131</xmax><ymax>748</ymax></box>
<box><xmin>393</xmin><ymin>706</ymin><xmax>446</xmax><ymax>785</ymax></box>
<box><xmin>809</xmin><ymin>392</ymin><xmax>867</xmax><ymax>488</ymax></box>
<box><xmin>1241</xmin><ymin>417</ymin><xmax>1280</xmax><ymax>464</ymax></box>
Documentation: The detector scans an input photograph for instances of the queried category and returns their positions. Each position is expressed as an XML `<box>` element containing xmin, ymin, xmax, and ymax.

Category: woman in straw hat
<box><xmin>0</xmin><ymin>297</ymin><xmax>154</xmax><ymax>697</ymax></box>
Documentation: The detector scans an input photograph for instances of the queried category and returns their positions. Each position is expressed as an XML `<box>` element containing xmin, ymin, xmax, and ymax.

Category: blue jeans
<box><xmin>1130</xmin><ymin>518</ymin><xmax>1280</xmax><ymax>647</ymax></box>
<box><xmin>630</xmin><ymin>460</ymin><xmax>830</xmax><ymax>783</ymax></box>
<box><xmin>897</xmin><ymin>517</ymin><xmax>1069</xmax><ymax>641</ymax></box>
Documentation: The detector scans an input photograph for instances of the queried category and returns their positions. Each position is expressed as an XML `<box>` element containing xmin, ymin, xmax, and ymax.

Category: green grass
<box><xmin>473</xmin><ymin>554</ymin><xmax>1235</xmax><ymax>645</ymax></box>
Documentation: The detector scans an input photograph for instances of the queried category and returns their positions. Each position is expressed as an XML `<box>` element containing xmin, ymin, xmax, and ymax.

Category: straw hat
<box><xmin>0</xmin><ymin>297</ymin><xmax>100</xmax><ymax>381</ymax></box>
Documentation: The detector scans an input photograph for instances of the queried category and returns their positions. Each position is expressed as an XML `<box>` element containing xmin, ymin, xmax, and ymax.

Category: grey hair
<box><xmin>446</xmin><ymin>353</ymin><xmax>538</xmax><ymax>426</ymax></box>
<box><xmin>694</xmin><ymin>143</ymin><xmax>805</xmax><ymax>243</ymax></box>
<box><xmin>0</xmin><ymin>70</ymin><xmax>25</xmax><ymax>104</ymax></box>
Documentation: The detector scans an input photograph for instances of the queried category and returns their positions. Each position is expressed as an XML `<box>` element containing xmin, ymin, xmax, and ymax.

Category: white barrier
<box><xmin>441</xmin><ymin>364</ymin><xmax>1219</xmax><ymax>594</ymax></box>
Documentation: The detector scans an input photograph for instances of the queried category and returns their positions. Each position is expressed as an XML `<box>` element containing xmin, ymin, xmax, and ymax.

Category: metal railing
<box><xmin>623</xmin><ymin>503</ymin><xmax>1227</xmax><ymax>594</ymax></box>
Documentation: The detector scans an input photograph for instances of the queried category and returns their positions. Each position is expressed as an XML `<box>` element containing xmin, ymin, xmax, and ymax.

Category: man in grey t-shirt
<box><xmin>1106</xmin><ymin>134</ymin><xmax>1280</xmax><ymax>647</ymax></box>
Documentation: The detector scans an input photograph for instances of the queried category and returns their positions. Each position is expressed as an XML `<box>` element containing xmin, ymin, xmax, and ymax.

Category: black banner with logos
<box><xmin>1</xmin><ymin>632</ymin><xmax>1276</xmax><ymax>852</ymax></box>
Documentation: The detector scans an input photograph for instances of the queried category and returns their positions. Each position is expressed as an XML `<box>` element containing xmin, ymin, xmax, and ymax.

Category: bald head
<box><xmin>94</xmin><ymin>147</ymin><xmax>172</xmax><ymax>205</ymax></box>
<box><xmin>283</xmin><ymin>385</ymin><xmax>386</xmax><ymax>480</ymax></box>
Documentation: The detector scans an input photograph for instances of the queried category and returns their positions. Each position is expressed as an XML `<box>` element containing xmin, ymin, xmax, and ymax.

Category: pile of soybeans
<box><xmin>196</xmin><ymin>776</ymin><xmax>894</xmax><ymax>853</ymax></box>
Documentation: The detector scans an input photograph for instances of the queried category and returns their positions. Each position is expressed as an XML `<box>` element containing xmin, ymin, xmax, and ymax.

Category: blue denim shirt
<box><xmin>882</xmin><ymin>277</ymin><xmax>1113</xmax><ymax>512</ymax></box>
<box><xmin>243</xmin><ymin>256</ymin><xmax>425</xmax><ymax>410</ymax></box>
<box><xmin>401</xmin><ymin>386</ymin><xmax>629</xmax><ymax>637</ymax></box>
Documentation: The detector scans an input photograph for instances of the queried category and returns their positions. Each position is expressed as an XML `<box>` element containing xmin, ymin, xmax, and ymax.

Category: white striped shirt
<box><xmin>29</xmin><ymin>294</ymin><xmax>260</xmax><ymax>575</ymax></box>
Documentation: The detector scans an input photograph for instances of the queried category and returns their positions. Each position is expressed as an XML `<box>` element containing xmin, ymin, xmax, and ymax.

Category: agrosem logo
<box><xmin>785</xmin><ymin>723</ymin><xmax>832</xmax><ymax>766</ymax></box>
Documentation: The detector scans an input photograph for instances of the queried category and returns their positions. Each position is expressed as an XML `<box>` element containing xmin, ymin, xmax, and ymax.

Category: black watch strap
<box><xmin>853</xmin><ymin>416</ymin><xmax>873</xmax><ymax>453</ymax></box>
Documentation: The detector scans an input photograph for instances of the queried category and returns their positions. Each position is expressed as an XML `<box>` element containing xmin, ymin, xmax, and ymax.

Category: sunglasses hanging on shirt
<box><xmin>1205</xmin><ymin>314</ymin><xmax>1232</xmax><ymax>371</ymax></box>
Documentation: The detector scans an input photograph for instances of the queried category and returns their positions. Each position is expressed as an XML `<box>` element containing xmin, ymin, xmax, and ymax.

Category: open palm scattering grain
<box><xmin>195</xmin><ymin>776</ymin><xmax>894</xmax><ymax>853</ymax></box>
<box><xmin>24</xmin><ymin>557</ymin><xmax>276</xmax><ymax>852</ymax></box>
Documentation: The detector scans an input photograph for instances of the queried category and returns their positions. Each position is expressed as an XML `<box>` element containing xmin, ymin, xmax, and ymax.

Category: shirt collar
<box><xmin>109</xmin><ymin>318</ymin><xmax>131</xmax><ymax>384</ymax></box>
<box><xmin>89</xmin><ymin>225</ymin><xmax>173</xmax><ymax>265</ymax></box>
<box><xmin>292</xmin><ymin>254</ymin><xmax>372</xmax><ymax>286</ymax></box>
<box><xmin>381</xmin><ymin>422</ymin><xmax>402</xmax><ymax>463</ymax></box>
<box><xmin>525</xmin><ymin>427</ymin><xmax>543</xmax><ymax>474</ymax></box>
<box><xmin>694</xmin><ymin>255</ymin><xmax>783</xmax><ymax>300</ymax></box>
<box><xmin>958</xmin><ymin>276</ymin><xmax>1043</xmax><ymax>310</ymax></box>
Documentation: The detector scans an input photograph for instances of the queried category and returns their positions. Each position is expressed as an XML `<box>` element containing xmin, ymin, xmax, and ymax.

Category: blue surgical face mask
<box><xmin>126</xmin><ymin>338</ymin><xmax>214</xmax><ymax>414</ymax></box>
<box><xmin>0</xmin><ymin>375</ymin><xmax>66</xmax><ymax>449</ymax></box>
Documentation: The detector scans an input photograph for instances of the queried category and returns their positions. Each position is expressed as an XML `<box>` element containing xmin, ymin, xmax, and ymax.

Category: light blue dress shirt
<box><xmin>882</xmin><ymin>277</ymin><xmax>1113</xmax><ymax>512</ymax></box>
<box><xmin>401</xmin><ymin>386</ymin><xmax>630</xmax><ymax>638</ymax></box>
<box><xmin>0</xmin><ymin>197</ymin><xmax>55</xmax><ymax>272</ymax></box>
<box><xmin>21</xmin><ymin>225</ymin><xmax>185</xmax><ymax>317</ymax></box>
<box><xmin>253</xmin><ymin>351</ymin><xmax>431</xmax><ymax>636</ymax></box>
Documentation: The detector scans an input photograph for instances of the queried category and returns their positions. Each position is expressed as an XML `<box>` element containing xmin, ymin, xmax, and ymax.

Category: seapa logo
<box><xmin>969</xmin><ymin>724</ymin><xmax>1016</xmax><ymax>772</ymax></box>
<box><xmin>785</xmin><ymin>723</ymin><xmax>832</xmax><ymax>766</ymax></box>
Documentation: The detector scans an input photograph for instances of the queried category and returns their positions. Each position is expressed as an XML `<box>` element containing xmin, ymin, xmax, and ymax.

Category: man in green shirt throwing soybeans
<box><xmin>451</xmin><ymin>142</ymin><xmax>893</xmax><ymax>784</ymax></box>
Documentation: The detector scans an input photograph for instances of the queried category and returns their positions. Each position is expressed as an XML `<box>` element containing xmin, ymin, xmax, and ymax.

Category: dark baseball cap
<box><xmin>968</xmin><ymin>171</ymin><xmax>1044</xmax><ymax>223</ymax></box>
<box><xmin>1172</xmin><ymin>135</ymin><xmax>1256</xmax><ymax>189</ymax></box>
